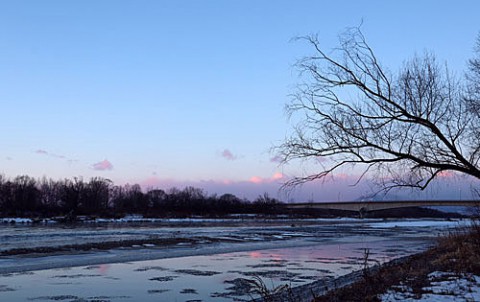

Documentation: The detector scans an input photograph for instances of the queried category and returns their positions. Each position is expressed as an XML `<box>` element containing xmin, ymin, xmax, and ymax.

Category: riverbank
<box><xmin>311</xmin><ymin>223</ymin><xmax>480</xmax><ymax>301</ymax></box>
<box><xmin>0</xmin><ymin>218</ymin><xmax>467</xmax><ymax>301</ymax></box>
<box><xmin>0</xmin><ymin>238</ymin><xmax>432</xmax><ymax>302</ymax></box>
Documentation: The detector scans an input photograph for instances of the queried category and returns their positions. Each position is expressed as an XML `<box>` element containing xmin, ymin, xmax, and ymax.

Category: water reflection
<box><xmin>0</xmin><ymin>240</ymin><xmax>429</xmax><ymax>302</ymax></box>
<box><xmin>1</xmin><ymin>219</ymin><xmax>461</xmax><ymax>301</ymax></box>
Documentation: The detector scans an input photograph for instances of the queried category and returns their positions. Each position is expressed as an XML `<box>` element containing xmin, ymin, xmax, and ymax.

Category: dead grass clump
<box><xmin>433</xmin><ymin>223</ymin><xmax>480</xmax><ymax>274</ymax></box>
<box><xmin>314</xmin><ymin>223</ymin><xmax>480</xmax><ymax>302</ymax></box>
<box><xmin>313</xmin><ymin>251</ymin><xmax>433</xmax><ymax>302</ymax></box>
<box><xmin>246</xmin><ymin>275</ymin><xmax>292</xmax><ymax>302</ymax></box>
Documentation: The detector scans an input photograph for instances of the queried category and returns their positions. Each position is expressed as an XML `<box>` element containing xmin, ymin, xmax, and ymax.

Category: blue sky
<box><xmin>1</xmin><ymin>1</ymin><xmax>479</xmax><ymax>201</ymax></box>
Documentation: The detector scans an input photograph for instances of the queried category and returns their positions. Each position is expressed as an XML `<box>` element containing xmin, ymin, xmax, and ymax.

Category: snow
<box><xmin>0</xmin><ymin>217</ymin><xmax>33</xmax><ymax>224</ymax></box>
<box><xmin>0</xmin><ymin>216</ymin><xmax>471</xmax><ymax>229</ymax></box>
<box><xmin>381</xmin><ymin>271</ymin><xmax>480</xmax><ymax>301</ymax></box>
<box><xmin>366</xmin><ymin>219</ymin><xmax>467</xmax><ymax>229</ymax></box>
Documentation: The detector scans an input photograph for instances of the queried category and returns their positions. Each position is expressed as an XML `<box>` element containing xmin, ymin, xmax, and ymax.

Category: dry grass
<box><xmin>246</xmin><ymin>275</ymin><xmax>293</xmax><ymax>302</ymax></box>
<box><xmin>433</xmin><ymin>221</ymin><xmax>480</xmax><ymax>274</ymax></box>
<box><xmin>313</xmin><ymin>222</ymin><xmax>480</xmax><ymax>302</ymax></box>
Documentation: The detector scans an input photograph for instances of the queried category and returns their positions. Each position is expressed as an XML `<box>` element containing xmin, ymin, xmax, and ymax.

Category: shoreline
<box><xmin>0</xmin><ymin>219</ymin><xmax>459</xmax><ymax>301</ymax></box>
<box><xmin>0</xmin><ymin>238</ymin><xmax>327</xmax><ymax>274</ymax></box>
<box><xmin>312</xmin><ymin>227</ymin><xmax>480</xmax><ymax>301</ymax></box>
<box><xmin>0</xmin><ymin>218</ymin><xmax>455</xmax><ymax>275</ymax></box>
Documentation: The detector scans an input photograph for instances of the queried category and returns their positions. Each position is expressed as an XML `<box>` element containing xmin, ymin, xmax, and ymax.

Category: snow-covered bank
<box><xmin>0</xmin><ymin>215</ymin><xmax>360</xmax><ymax>225</ymax></box>
<box><xmin>0</xmin><ymin>214</ymin><xmax>466</xmax><ymax>226</ymax></box>
<box><xmin>381</xmin><ymin>271</ymin><xmax>480</xmax><ymax>301</ymax></box>
<box><xmin>365</xmin><ymin>219</ymin><xmax>467</xmax><ymax>228</ymax></box>
<box><xmin>0</xmin><ymin>217</ymin><xmax>34</xmax><ymax>224</ymax></box>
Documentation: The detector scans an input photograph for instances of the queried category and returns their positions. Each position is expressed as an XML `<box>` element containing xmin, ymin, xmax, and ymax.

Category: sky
<box><xmin>1</xmin><ymin>1</ymin><xmax>479</xmax><ymax>201</ymax></box>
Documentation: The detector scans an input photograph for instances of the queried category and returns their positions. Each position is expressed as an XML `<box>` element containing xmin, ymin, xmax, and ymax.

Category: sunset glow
<box><xmin>0</xmin><ymin>1</ymin><xmax>478</xmax><ymax>201</ymax></box>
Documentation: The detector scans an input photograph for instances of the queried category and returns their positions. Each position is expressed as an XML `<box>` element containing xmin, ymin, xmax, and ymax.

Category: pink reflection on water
<box><xmin>270</xmin><ymin>253</ymin><xmax>283</xmax><ymax>261</ymax></box>
<box><xmin>98</xmin><ymin>264</ymin><xmax>110</xmax><ymax>275</ymax></box>
<box><xmin>247</xmin><ymin>243</ymin><xmax>371</xmax><ymax>264</ymax></box>
<box><xmin>249</xmin><ymin>251</ymin><xmax>262</xmax><ymax>258</ymax></box>
<box><xmin>248</xmin><ymin>251</ymin><xmax>284</xmax><ymax>261</ymax></box>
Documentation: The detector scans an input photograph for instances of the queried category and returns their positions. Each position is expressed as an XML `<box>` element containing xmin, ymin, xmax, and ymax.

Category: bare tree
<box><xmin>466</xmin><ymin>33</ymin><xmax>480</xmax><ymax>116</ymax></box>
<box><xmin>279</xmin><ymin>28</ymin><xmax>480</xmax><ymax>193</ymax></box>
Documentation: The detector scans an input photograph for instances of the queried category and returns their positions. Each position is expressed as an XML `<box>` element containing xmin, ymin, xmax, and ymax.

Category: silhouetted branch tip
<box><xmin>277</xmin><ymin>28</ymin><xmax>480</xmax><ymax>193</ymax></box>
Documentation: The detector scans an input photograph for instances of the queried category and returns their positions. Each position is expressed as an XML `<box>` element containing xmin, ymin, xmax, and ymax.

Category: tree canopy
<box><xmin>0</xmin><ymin>175</ymin><xmax>283</xmax><ymax>218</ymax></box>
<box><xmin>280</xmin><ymin>28</ymin><xmax>480</xmax><ymax>193</ymax></box>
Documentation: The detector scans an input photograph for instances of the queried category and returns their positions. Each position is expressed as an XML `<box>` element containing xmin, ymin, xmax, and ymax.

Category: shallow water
<box><xmin>0</xmin><ymin>218</ymin><xmax>466</xmax><ymax>301</ymax></box>
<box><xmin>0</xmin><ymin>218</ymin><xmax>461</xmax><ymax>252</ymax></box>
<box><xmin>0</xmin><ymin>240</ymin><xmax>429</xmax><ymax>302</ymax></box>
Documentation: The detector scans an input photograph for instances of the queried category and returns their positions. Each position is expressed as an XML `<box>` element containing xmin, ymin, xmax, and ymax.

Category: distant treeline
<box><xmin>0</xmin><ymin>175</ymin><xmax>286</xmax><ymax>219</ymax></box>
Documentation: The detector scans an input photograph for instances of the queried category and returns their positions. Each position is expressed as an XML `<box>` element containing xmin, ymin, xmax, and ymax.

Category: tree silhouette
<box><xmin>61</xmin><ymin>177</ymin><xmax>84</xmax><ymax>216</ymax></box>
<box><xmin>0</xmin><ymin>175</ymin><xmax>287</xmax><ymax>218</ymax></box>
<box><xmin>280</xmin><ymin>28</ymin><xmax>480</xmax><ymax>193</ymax></box>
<box><xmin>83</xmin><ymin>177</ymin><xmax>111</xmax><ymax>214</ymax></box>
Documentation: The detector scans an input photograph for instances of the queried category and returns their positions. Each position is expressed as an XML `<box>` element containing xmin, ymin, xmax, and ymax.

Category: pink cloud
<box><xmin>92</xmin><ymin>159</ymin><xmax>114</xmax><ymax>171</ymax></box>
<box><xmin>36</xmin><ymin>149</ymin><xmax>48</xmax><ymax>155</ymax></box>
<box><xmin>131</xmin><ymin>174</ymin><xmax>371</xmax><ymax>202</ymax></box>
<box><xmin>128</xmin><ymin>171</ymin><xmax>477</xmax><ymax>203</ymax></box>
<box><xmin>270</xmin><ymin>155</ymin><xmax>283</xmax><ymax>163</ymax></box>
<box><xmin>437</xmin><ymin>170</ymin><xmax>455</xmax><ymax>178</ymax></box>
<box><xmin>222</xmin><ymin>179</ymin><xmax>233</xmax><ymax>185</ymax></box>
<box><xmin>249</xmin><ymin>176</ymin><xmax>263</xmax><ymax>184</ymax></box>
<box><xmin>133</xmin><ymin>175</ymin><xmax>286</xmax><ymax>200</ymax></box>
<box><xmin>249</xmin><ymin>172</ymin><xmax>285</xmax><ymax>184</ymax></box>
<box><xmin>141</xmin><ymin>176</ymin><xmax>162</xmax><ymax>187</ymax></box>
<box><xmin>221</xmin><ymin>149</ymin><xmax>237</xmax><ymax>161</ymax></box>
<box><xmin>331</xmin><ymin>173</ymin><xmax>350</xmax><ymax>181</ymax></box>
<box><xmin>272</xmin><ymin>172</ymin><xmax>284</xmax><ymax>180</ymax></box>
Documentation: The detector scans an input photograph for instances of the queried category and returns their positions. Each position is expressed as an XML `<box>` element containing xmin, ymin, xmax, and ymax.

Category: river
<box><xmin>0</xmin><ymin>218</ymin><xmax>467</xmax><ymax>301</ymax></box>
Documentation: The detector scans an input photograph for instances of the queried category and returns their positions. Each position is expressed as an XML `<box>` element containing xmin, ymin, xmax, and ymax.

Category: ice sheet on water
<box><xmin>366</xmin><ymin>219</ymin><xmax>466</xmax><ymax>229</ymax></box>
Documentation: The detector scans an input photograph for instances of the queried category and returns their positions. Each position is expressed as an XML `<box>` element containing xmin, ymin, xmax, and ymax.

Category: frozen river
<box><xmin>0</xmin><ymin>218</ymin><xmax>467</xmax><ymax>301</ymax></box>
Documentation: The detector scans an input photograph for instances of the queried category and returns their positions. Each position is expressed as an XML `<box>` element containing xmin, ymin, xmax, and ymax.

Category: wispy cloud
<box><xmin>92</xmin><ymin>159</ymin><xmax>114</xmax><ymax>171</ymax></box>
<box><xmin>129</xmin><ymin>171</ymin><xmax>475</xmax><ymax>203</ymax></box>
<box><xmin>272</xmin><ymin>172</ymin><xmax>284</xmax><ymax>180</ymax></box>
<box><xmin>248</xmin><ymin>172</ymin><xmax>285</xmax><ymax>184</ymax></box>
<box><xmin>35</xmin><ymin>149</ymin><xmax>66</xmax><ymax>159</ymax></box>
<box><xmin>270</xmin><ymin>155</ymin><xmax>283</xmax><ymax>163</ymax></box>
<box><xmin>135</xmin><ymin>175</ymin><xmax>285</xmax><ymax>200</ymax></box>
<box><xmin>221</xmin><ymin>149</ymin><xmax>237</xmax><ymax>161</ymax></box>
<box><xmin>35</xmin><ymin>149</ymin><xmax>48</xmax><ymax>155</ymax></box>
<box><xmin>133</xmin><ymin>172</ymin><xmax>368</xmax><ymax>202</ymax></box>
<box><xmin>249</xmin><ymin>176</ymin><xmax>263</xmax><ymax>184</ymax></box>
